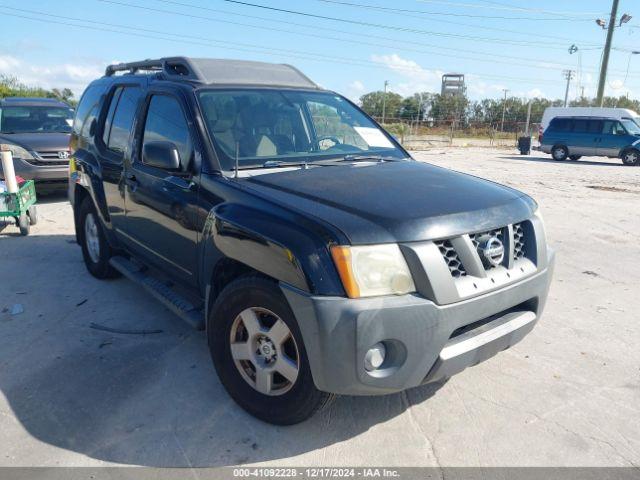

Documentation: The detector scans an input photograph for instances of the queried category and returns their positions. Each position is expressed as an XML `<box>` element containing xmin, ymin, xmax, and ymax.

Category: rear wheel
<box><xmin>78</xmin><ymin>197</ymin><xmax>119</xmax><ymax>279</ymax></box>
<box><xmin>208</xmin><ymin>276</ymin><xmax>334</xmax><ymax>425</ymax></box>
<box><xmin>27</xmin><ymin>205</ymin><xmax>38</xmax><ymax>226</ymax></box>
<box><xmin>569</xmin><ymin>155</ymin><xmax>581</xmax><ymax>161</ymax></box>
<box><xmin>551</xmin><ymin>145</ymin><xmax>569</xmax><ymax>161</ymax></box>
<box><xmin>621</xmin><ymin>149</ymin><xmax>640</xmax><ymax>166</ymax></box>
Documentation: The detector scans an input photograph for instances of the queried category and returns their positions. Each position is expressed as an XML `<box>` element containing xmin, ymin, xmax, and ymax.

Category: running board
<box><xmin>109</xmin><ymin>256</ymin><xmax>205</xmax><ymax>330</ymax></box>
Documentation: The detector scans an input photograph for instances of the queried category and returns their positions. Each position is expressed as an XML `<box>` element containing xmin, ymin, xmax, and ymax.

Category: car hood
<box><xmin>0</xmin><ymin>132</ymin><xmax>71</xmax><ymax>152</ymax></box>
<box><xmin>242</xmin><ymin>161</ymin><xmax>536</xmax><ymax>244</ymax></box>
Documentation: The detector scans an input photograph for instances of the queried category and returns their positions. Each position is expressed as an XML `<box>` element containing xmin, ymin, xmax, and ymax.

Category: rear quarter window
<box><xmin>73</xmin><ymin>84</ymin><xmax>105</xmax><ymax>140</ymax></box>
<box><xmin>549</xmin><ymin>118</ymin><xmax>572</xmax><ymax>132</ymax></box>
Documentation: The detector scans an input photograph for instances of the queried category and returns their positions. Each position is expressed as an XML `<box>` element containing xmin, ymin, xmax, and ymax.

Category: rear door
<box><xmin>598</xmin><ymin>120</ymin><xmax>628</xmax><ymax>157</ymax></box>
<box><xmin>121</xmin><ymin>90</ymin><xmax>200</xmax><ymax>287</ymax></box>
<box><xmin>96</xmin><ymin>83</ymin><xmax>144</xmax><ymax>231</ymax></box>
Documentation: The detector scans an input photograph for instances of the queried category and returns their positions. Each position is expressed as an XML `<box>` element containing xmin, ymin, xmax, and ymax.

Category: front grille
<box><xmin>24</xmin><ymin>158</ymin><xmax>69</xmax><ymax>166</ymax></box>
<box><xmin>37</xmin><ymin>150</ymin><xmax>68</xmax><ymax>159</ymax></box>
<box><xmin>435</xmin><ymin>221</ymin><xmax>533</xmax><ymax>278</ymax></box>
<box><xmin>513</xmin><ymin>223</ymin><xmax>525</xmax><ymax>259</ymax></box>
<box><xmin>435</xmin><ymin>239</ymin><xmax>467</xmax><ymax>278</ymax></box>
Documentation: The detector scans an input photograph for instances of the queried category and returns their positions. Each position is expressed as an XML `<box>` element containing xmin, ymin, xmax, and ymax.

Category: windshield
<box><xmin>197</xmin><ymin>89</ymin><xmax>405</xmax><ymax>170</ymax></box>
<box><xmin>0</xmin><ymin>105</ymin><xmax>74</xmax><ymax>134</ymax></box>
<box><xmin>622</xmin><ymin>119</ymin><xmax>640</xmax><ymax>135</ymax></box>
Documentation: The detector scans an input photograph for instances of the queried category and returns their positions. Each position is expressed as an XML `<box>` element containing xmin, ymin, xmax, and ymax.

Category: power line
<box><xmin>0</xmin><ymin>7</ymin><xmax>567</xmax><ymax>87</ymax></box>
<box><xmin>418</xmin><ymin>0</ymin><xmax>608</xmax><ymax>18</ymax></box>
<box><xmin>100</xmin><ymin>0</ymin><xmax>603</xmax><ymax>74</ymax></box>
<box><xmin>132</xmin><ymin>0</ymin><xmax>638</xmax><ymax>78</ymax></box>
<box><xmin>309</xmin><ymin>0</ymin><xmax>599</xmax><ymax>44</ymax></box>
<box><xmin>313</xmin><ymin>0</ymin><xmax>594</xmax><ymax>22</ymax></box>
<box><xmin>202</xmin><ymin>0</ymin><xmax>601</xmax><ymax>48</ymax></box>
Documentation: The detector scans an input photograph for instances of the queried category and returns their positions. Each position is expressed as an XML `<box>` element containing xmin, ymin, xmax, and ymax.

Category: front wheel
<box><xmin>18</xmin><ymin>214</ymin><xmax>30</xmax><ymax>236</ymax></box>
<box><xmin>621</xmin><ymin>149</ymin><xmax>640</xmax><ymax>166</ymax></box>
<box><xmin>78</xmin><ymin>197</ymin><xmax>119</xmax><ymax>279</ymax></box>
<box><xmin>551</xmin><ymin>145</ymin><xmax>569</xmax><ymax>161</ymax></box>
<box><xmin>208</xmin><ymin>276</ymin><xmax>334</xmax><ymax>425</ymax></box>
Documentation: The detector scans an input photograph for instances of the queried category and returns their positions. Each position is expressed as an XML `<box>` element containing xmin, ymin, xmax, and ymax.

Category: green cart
<box><xmin>0</xmin><ymin>180</ymin><xmax>38</xmax><ymax>236</ymax></box>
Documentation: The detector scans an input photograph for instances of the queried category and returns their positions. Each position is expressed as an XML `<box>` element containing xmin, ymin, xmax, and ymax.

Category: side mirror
<box><xmin>142</xmin><ymin>141</ymin><xmax>181</xmax><ymax>170</ymax></box>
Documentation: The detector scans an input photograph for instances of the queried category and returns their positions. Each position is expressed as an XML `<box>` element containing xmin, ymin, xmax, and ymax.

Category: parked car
<box><xmin>539</xmin><ymin>107</ymin><xmax>640</xmax><ymax>144</ymax></box>
<box><xmin>69</xmin><ymin>57</ymin><xmax>555</xmax><ymax>424</ymax></box>
<box><xmin>0</xmin><ymin>97</ymin><xmax>74</xmax><ymax>191</ymax></box>
<box><xmin>540</xmin><ymin>115</ymin><xmax>640</xmax><ymax>165</ymax></box>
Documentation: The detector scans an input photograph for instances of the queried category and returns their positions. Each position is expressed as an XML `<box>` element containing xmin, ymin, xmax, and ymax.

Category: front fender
<box><xmin>201</xmin><ymin>202</ymin><xmax>346</xmax><ymax>298</ymax></box>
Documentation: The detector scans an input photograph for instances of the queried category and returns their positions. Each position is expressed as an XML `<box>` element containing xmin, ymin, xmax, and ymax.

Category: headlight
<box><xmin>4</xmin><ymin>144</ymin><xmax>34</xmax><ymax>160</ymax></box>
<box><xmin>331</xmin><ymin>244</ymin><xmax>416</xmax><ymax>298</ymax></box>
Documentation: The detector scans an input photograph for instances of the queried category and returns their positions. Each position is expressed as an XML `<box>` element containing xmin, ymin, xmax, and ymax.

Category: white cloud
<box><xmin>0</xmin><ymin>54</ymin><xmax>104</xmax><ymax>97</ymax></box>
<box><xmin>344</xmin><ymin>80</ymin><xmax>366</xmax><ymax>103</ymax></box>
<box><xmin>370</xmin><ymin>53</ymin><xmax>443</xmax><ymax>96</ymax></box>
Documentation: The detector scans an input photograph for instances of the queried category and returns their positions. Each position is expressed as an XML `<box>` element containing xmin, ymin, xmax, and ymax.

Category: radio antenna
<box><xmin>234</xmin><ymin>141</ymin><xmax>240</xmax><ymax>179</ymax></box>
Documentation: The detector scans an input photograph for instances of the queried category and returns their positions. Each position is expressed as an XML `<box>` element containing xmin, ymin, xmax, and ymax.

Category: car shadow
<box><xmin>499</xmin><ymin>154</ymin><xmax>623</xmax><ymax>167</ymax></box>
<box><xmin>0</xmin><ymin>232</ymin><xmax>447</xmax><ymax>467</ymax></box>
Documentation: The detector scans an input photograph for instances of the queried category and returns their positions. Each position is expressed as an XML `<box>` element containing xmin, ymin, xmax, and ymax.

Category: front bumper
<box><xmin>282</xmin><ymin>250</ymin><xmax>554</xmax><ymax>395</ymax></box>
<box><xmin>0</xmin><ymin>157</ymin><xmax>68</xmax><ymax>183</ymax></box>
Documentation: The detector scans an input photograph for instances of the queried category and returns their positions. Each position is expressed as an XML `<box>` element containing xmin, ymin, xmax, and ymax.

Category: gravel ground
<box><xmin>0</xmin><ymin>147</ymin><xmax>638</xmax><ymax>467</ymax></box>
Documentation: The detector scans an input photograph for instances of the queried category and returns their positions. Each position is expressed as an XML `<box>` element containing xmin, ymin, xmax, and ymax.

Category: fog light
<box><xmin>364</xmin><ymin>342</ymin><xmax>386</xmax><ymax>371</ymax></box>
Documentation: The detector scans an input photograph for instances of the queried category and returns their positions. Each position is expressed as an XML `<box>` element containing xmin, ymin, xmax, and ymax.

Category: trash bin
<box><xmin>518</xmin><ymin>136</ymin><xmax>531</xmax><ymax>155</ymax></box>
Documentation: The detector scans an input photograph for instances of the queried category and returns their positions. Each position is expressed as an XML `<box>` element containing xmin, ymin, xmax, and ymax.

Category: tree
<box><xmin>0</xmin><ymin>75</ymin><xmax>76</xmax><ymax>106</ymax></box>
<box><xmin>359</xmin><ymin>90</ymin><xmax>403</xmax><ymax>119</ymax></box>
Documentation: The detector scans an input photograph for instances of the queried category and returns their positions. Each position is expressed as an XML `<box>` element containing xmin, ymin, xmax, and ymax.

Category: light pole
<box><xmin>381</xmin><ymin>80</ymin><xmax>389</xmax><ymax>124</ymax></box>
<box><xmin>595</xmin><ymin>1</ymin><xmax>632</xmax><ymax>106</ymax></box>
<box><xmin>563</xmin><ymin>70</ymin><xmax>575</xmax><ymax>107</ymax></box>
<box><xmin>500</xmin><ymin>89</ymin><xmax>509</xmax><ymax>132</ymax></box>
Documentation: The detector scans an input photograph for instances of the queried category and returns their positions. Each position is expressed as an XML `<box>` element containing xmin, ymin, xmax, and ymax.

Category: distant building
<box><xmin>441</xmin><ymin>74</ymin><xmax>466</xmax><ymax>97</ymax></box>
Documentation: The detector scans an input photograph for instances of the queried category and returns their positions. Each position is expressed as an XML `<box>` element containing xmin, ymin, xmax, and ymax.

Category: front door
<box><xmin>121</xmin><ymin>92</ymin><xmax>200</xmax><ymax>287</ymax></box>
<box><xmin>598</xmin><ymin>120</ymin><xmax>627</xmax><ymax>157</ymax></box>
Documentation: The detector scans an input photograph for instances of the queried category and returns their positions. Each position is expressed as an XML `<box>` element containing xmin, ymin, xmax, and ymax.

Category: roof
<box><xmin>105</xmin><ymin>57</ymin><xmax>321</xmax><ymax>90</ymax></box>
<box><xmin>0</xmin><ymin>97</ymin><xmax>71</xmax><ymax>107</ymax></box>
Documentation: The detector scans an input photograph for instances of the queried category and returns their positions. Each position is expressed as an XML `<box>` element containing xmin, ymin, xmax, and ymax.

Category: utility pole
<box><xmin>381</xmin><ymin>80</ymin><xmax>389</xmax><ymax>124</ymax></box>
<box><xmin>563</xmin><ymin>70</ymin><xmax>575</xmax><ymax>107</ymax></box>
<box><xmin>500</xmin><ymin>89</ymin><xmax>509</xmax><ymax>132</ymax></box>
<box><xmin>596</xmin><ymin>0</ymin><xmax>620</xmax><ymax>107</ymax></box>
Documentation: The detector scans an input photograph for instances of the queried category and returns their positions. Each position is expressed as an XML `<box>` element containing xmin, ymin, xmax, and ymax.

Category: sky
<box><xmin>0</xmin><ymin>0</ymin><xmax>639</xmax><ymax>103</ymax></box>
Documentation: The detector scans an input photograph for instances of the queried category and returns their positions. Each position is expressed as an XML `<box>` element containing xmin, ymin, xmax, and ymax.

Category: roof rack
<box><xmin>104</xmin><ymin>57</ymin><xmax>321</xmax><ymax>90</ymax></box>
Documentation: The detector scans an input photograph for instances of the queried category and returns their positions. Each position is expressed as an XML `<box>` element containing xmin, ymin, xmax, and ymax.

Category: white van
<box><xmin>539</xmin><ymin>107</ymin><xmax>640</xmax><ymax>142</ymax></box>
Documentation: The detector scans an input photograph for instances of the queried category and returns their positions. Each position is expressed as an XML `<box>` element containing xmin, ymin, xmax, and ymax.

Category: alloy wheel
<box><xmin>229</xmin><ymin>307</ymin><xmax>300</xmax><ymax>396</ymax></box>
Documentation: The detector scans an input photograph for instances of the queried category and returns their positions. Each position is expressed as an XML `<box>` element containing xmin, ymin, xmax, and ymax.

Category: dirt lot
<box><xmin>1</xmin><ymin>148</ymin><xmax>639</xmax><ymax>467</ymax></box>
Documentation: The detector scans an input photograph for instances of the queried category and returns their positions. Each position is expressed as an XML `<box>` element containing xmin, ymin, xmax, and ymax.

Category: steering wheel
<box><xmin>316</xmin><ymin>135</ymin><xmax>342</xmax><ymax>150</ymax></box>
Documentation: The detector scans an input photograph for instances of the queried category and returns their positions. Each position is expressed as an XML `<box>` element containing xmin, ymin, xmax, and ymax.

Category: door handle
<box><xmin>125</xmin><ymin>173</ymin><xmax>139</xmax><ymax>188</ymax></box>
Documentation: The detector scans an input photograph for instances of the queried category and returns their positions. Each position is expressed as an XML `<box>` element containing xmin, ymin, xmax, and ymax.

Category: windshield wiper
<box><xmin>339</xmin><ymin>154</ymin><xmax>405</xmax><ymax>163</ymax></box>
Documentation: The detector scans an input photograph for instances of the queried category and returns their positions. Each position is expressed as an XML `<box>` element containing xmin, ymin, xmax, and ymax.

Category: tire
<box><xmin>569</xmin><ymin>155</ymin><xmax>581</xmax><ymax>161</ymax></box>
<box><xmin>551</xmin><ymin>145</ymin><xmax>569</xmax><ymax>161</ymax></box>
<box><xmin>78</xmin><ymin>197</ymin><xmax>119</xmax><ymax>279</ymax></box>
<box><xmin>27</xmin><ymin>205</ymin><xmax>38</xmax><ymax>226</ymax></box>
<box><xmin>18</xmin><ymin>214</ymin><xmax>29</xmax><ymax>236</ymax></box>
<box><xmin>621</xmin><ymin>149</ymin><xmax>640</xmax><ymax>166</ymax></box>
<box><xmin>208</xmin><ymin>275</ymin><xmax>334</xmax><ymax>425</ymax></box>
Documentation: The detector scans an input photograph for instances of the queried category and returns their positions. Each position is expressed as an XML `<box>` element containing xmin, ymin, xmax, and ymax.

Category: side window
<box><xmin>74</xmin><ymin>84</ymin><xmax>103</xmax><ymax>140</ymax></box>
<box><xmin>550</xmin><ymin>118</ymin><xmax>571</xmax><ymax>132</ymax></box>
<box><xmin>573</xmin><ymin>119</ymin><xmax>588</xmax><ymax>133</ymax></box>
<box><xmin>142</xmin><ymin>95</ymin><xmax>193</xmax><ymax>168</ymax></box>
<box><xmin>587</xmin><ymin>120</ymin><xmax>603</xmax><ymax>134</ymax></box>
<box><xmin>613</xmin><ymin>121</ymin><xmax>627</xmax><ymax>135</ymax></box>
<box><xmin>102</xmin><ymin>87</ymin><xmax>123</xmax><ymax>147</ymax></box>
<box><xmin>108</xmin><ymin>86</ymin><xmax>142</xmax><ymax>154</ymax></box>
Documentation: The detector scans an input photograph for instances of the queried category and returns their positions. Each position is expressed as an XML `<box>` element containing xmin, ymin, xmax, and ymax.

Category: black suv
<box><xmin>0</xmin><ymin>97</ymin><xmax>74</xmax><ymax>191</ymax></box>
<box><xmin>69</xmin><ymin>57</ymin><xmax>554</xmax><ymax>424</ymax></box>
